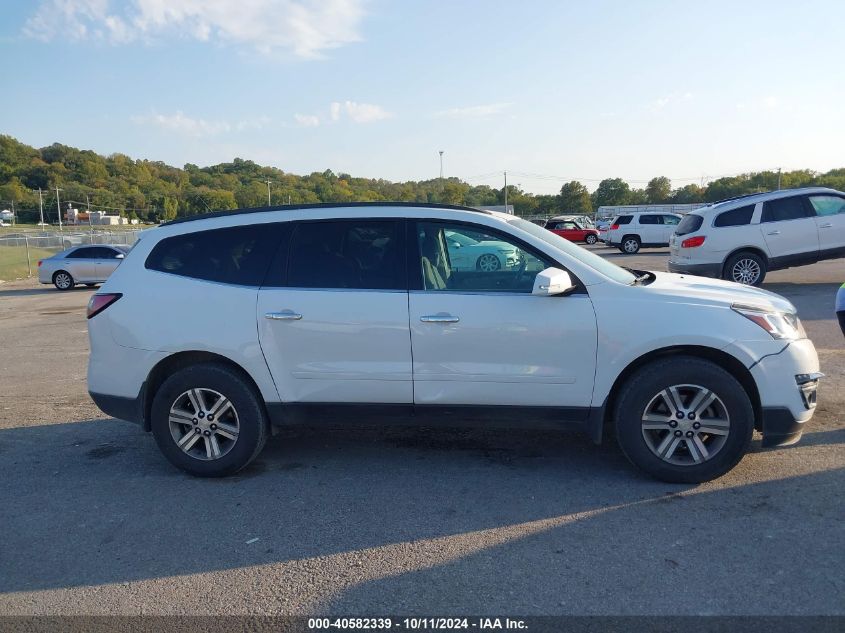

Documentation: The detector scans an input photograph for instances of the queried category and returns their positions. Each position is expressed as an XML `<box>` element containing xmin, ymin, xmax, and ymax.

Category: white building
<box><xmin>596</xmin><ymin>203</ymin><xmax>706</xmax><ymax>219</ymax></box>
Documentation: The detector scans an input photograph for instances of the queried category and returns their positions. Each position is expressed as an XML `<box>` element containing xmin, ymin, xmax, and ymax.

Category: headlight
<box><xmin>731</xmin><ymin>303</ymin><xmax>806</xmax><ymax>340</ymax></box>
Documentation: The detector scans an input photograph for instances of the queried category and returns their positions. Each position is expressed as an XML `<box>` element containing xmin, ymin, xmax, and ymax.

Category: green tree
<box><xmin>558</xmin><ymin>181</ymin><xmax>592</xmax><ymax>214</ymax></box>
<box><xmin>592</xmin><ymin>178</ymin><xmax>631</xmax><ymax>208</ymax></box>
<box><xmin>645</xmin><ymin>176</ymin><xmax>671</xmax><ymax>203</ymax></box>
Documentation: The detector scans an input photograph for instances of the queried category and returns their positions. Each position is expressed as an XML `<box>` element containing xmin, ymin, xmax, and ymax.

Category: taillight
<box><xmin>610</xmin><ymin>224</ymin><xmax>619</xmax><ymax>230</ymax></box>
<box><xmin>37</xmin><ymin>260</ymin><xmax>43</xmax><ymax>267</ymax></box>
<box><xmin>87</xmin><ymin>293</ymin><xmax>122</xmax><ymax>319</ymax></box>
<box><xmin>681</xmin><ymin>235</ymin><xmax>706</xmax><ymax>248</ymax></box>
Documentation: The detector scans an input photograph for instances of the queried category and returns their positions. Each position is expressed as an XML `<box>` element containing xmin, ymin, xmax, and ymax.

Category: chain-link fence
<box><xmin>0</xmin><ymin>229</ymin><xmax>145</xmax><ymax>281</ymax></box>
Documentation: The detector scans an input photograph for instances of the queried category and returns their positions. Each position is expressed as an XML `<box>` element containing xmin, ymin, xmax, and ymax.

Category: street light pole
<box><xmin>439</xmin><ymin>151</ymin><xmax>444</xmax><ymax>180</ymax></box>
<box><xmin>265</xmin><ymin>179</ymin><xmax>272</xmax><ymax>206</ymax></box>
<box><xmin>504</xmin><ymin>171</ymin><xmax>508</xmax><ymax>212</ymax></box>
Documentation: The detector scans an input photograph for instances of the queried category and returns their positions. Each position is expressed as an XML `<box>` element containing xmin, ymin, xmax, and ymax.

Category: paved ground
<box><xmin>0</xmin><ymin>248</ymin><xmax>842</xmax><ymax>616</ymax></box>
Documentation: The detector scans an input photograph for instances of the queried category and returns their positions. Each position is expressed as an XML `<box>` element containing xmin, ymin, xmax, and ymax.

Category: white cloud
<box><xmin>132</xmin><ymin>111</ymin><xmax>270</xmax><ymax>137</ymax></box>
<box><xmin>650</xmin><ymin>92</ymin><xmax>693</xmax><ymax>111</ymax></box>
<box><xmin>294</xmin><ymin>113</ymin><xmax>321</xmax><ymax>127</ymax></box>
<box><xmin>337</xmin><ymin>100</ymin><xmax>393</xmax><ymax>123</ymax></box>
<box><xmin>23</xmin><ymin>0</ymin><xmax>366</xmax><ymax>58</ymax></box>
<box><xmin>297</xmin><ymin>101</ymin><xmax>392</xmax><ymax>127</ymax></box>
<box><xmin>434</xmin><ymin>103</ymin><xmax>512</xmax><ymax>119</ymax></box>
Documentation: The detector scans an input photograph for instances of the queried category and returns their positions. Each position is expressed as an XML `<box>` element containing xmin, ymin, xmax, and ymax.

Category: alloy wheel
<box><xmin>731</xmin><ymin>259</ymin><xmax>761</xmax><ymax>285</ymax></box>
<box><xmin>169</xmin><ymin>388</ymin><xmax>240</xmax><ymax>460</ymax></box>
<box><xmin>623</xmin><ymin>239</ymin><xmax>639</xmax><ymax>253</ymax></box>
<box><xmin>477</xmin><ymin>254</ymin><xmax>501</xmax><ymax>272</ymax></box>
<box><xmin>55</xmin><ymin>273</ymin><xmax>72</xmax><ymax>289</ymax></box>
<box><xmin>640</xmin><ymin>384</ymin><xmax>730</xmax><ymax>466</ymax></box>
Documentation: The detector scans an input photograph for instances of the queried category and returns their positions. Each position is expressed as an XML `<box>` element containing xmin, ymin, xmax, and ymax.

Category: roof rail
<box><xmin>161</xmin><ymin>201</ymin><xmax>490</xmax><ymax>226</ymax></box>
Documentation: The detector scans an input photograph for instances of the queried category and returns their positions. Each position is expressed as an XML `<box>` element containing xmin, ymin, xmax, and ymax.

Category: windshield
<box><xmin>507</xmin><ymin>217</ymin><xmax>636</xmax><ymax>285</ymax></box>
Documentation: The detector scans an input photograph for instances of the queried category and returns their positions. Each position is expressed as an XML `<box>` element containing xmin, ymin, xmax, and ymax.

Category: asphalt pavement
<box><xmin>0</xmin><ymin>247</ymin><xmax>842</xmax><ymax>616</ymax></box>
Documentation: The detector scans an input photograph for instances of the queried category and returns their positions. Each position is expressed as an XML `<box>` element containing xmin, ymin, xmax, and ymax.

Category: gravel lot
<box><xmin>0</xmin><ymin>247</ymin><xmax>842</xmax><ymax>616</ymax></box>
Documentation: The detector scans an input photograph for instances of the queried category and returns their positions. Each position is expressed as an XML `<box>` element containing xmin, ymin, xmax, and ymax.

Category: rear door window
<box><xmin>714</xmin><ymin>204</ymin><xmax>755</xmax><ymax>227</ymax></box>
<box><xmin>145</xmin><ymin>223</ymin><xmax>285</xmax><ymax>286</ymax></box>
<box><xmin>761</xmin><ymin>197</ymin><xmax>811</xmax><ymax>222</ymax></box>
<box><xmin>287</xmin><ymin>220</ymin><xmax>405</xmax><ymax>290</ymax></box>
<box><xmin>808</xmin><ymin>195</ymin><xmax>845</xmax><ymax>216</ymax></box>
<box><xmin>68</xmin><ymin>247</ymin><xmax>98</xmax><ymax>258</ymax></box>
<box><xmin>639</xmin><ymin>215</ymin><xmax>659</xmax><ymax>225</ymax></box>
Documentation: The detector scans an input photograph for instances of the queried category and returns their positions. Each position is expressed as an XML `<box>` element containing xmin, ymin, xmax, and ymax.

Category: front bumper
<box><xmin>728</xmin><ymin>338</ymin><xmax>822</xmax><ymax>447</ymax></box>
<box><xmin>667</xmin><ymin>260</ymin><xmax>722</xmax><ymax>277</ymax></box>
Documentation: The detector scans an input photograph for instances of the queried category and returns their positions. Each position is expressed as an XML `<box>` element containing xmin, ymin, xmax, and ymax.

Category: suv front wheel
<box><xmin>151</xmin><ymin>362</ymin><xmax>269</xmax><ymax>477</ymax></box>
<box><xmin>614</xmin><ymin>357</ymin><xmax>754</xmax><ymax>483</ymax></box>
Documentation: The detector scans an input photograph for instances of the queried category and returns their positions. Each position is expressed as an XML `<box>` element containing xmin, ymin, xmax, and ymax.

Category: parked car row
<box><xmin>549</xmin><ymin>187</ymin><xmax>844</xmax><ymax>286</ymax></box>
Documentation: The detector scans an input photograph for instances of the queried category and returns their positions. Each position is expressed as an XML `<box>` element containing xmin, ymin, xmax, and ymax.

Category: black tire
<box><xmin>613</xmin><ymin>356</ymin><xmax>754</xmax><ymax>483</ymax></box>
<box><xmin>85</xmin><ymin>283</ymin><xmax>97</xmax><ymax>288</ymax></box>
<box><xmin>723</xmin><ymin>251</ymin><xmax>767</xmax><ymax>286</ymax></box>
<box><xmin>53</xmin><ymin>270</ymin><xmax>75</xmax><ymax>291</ymax></box>
<box><xmin>151</xmin><ymin>362</ymin><xmax>269</xmax><ymax>477</ymax></box>
<box><xmin>585</xmin><ymin>234</ymin><xmax>598</xmax><ymax>245</ymax></box>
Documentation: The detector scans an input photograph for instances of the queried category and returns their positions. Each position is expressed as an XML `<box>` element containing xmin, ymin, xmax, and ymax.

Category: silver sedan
<box><xmin>38</xmin><ymin>244</ymin><xmax>129</xmax><ymax>290</ymax></box>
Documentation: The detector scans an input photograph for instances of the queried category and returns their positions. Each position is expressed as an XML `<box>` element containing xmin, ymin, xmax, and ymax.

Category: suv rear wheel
<box><xmin>151</xmin><ymin>362</ymin><xmax>269</xmax><ymax>477</ymax></box>
<box><xmin>619</xmin><ymin>236</ymin><xmax>641</xmax><ymax>254</ymax></box>
<box><xmin>614</xmin><ymin>357</ymin><xmax>753</xmax><ymax>483</ymax></box>
<box><xmin>723</xmin><ymin>251</ymin><xmax>767</xmax><ymax>286</ymax></box>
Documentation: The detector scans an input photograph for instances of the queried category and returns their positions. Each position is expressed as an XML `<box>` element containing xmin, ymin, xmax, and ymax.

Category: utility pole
<box><xmin>86</xmin><ymin>193</ymin><xmax>94</xmax><ymax>240</ymax></box>
<box><xmin>10</xmin><ymin>200</ymin><xmax>14</xmax><ymax>226</ymax></box>
<box><xmin>777</xmin><ymin>167</ymin><xmax>782</xmax><ymax>190</ymax></box>
<box><xmin>37</xmin><ymin>188</ymin><xmax>45</xmax><ymax>226</ymax></box>
<box><xmin>55</xmin><ymin>187</ymin><xmax>63</xmax><ymax>232</ymax></box>
<box><xmin>439</xmin><ymin>151</ymin><xmax>444</xmax><ymax>180</ymax></box>
<box><xmin>265</xmin><ymin>179</ymin><xmax>272</xmax><ymax>206</ymax></box>
<box><xmin>503</xmin><ymin>170</ymin><xmax>508</xmax><ymax>212</ymax></box>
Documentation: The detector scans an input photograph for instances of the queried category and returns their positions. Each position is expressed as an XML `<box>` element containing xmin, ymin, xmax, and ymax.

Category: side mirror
<box><xmin>532</xmin><ymin>267</ymin><xmax>576</xmax><ymax>296</ymax></box>
<box><xmin>116</xmin><ymin>253</ymin><xmax>125</xmax><ymax>259</ymax></box>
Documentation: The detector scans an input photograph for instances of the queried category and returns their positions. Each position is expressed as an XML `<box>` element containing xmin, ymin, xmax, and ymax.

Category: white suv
<box><xmin>604</xmin><ymin>212</ymin><xmax>683</xmax><ymax>253</ymax></box>
<box><xmin>668</xmin><ymin>187</ymin><xmax>845</xmax><ymax>285</ymax></box>
<box><xmin>87</xmin><ymin>203</ymin><xmax>822</xmax><ymax>483</ymax></box>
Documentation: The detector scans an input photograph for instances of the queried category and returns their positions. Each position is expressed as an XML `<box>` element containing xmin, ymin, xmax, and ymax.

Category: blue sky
<box><xmin>1</xmin><ymin>0</ymin><xmax>843</xmax><ymax>194</ymax></box>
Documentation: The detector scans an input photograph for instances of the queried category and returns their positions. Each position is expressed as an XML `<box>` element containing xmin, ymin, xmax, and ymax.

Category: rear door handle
<box><xmin>420</xmin><ymin>314</ymin><xmax>460</xmax><ymax>323</ymax></box>
<box><xmin>265</xmin><ymin>310</ymin><xmax>302</xmax><ymax>321</ymax></box>
<box><xmin>766</xmin><ymin>230</ymin><xmax>781</xmax><ymax>236</ymax></box>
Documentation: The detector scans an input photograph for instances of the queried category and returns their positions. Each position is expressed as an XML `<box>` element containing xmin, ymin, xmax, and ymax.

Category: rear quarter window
<box><xmin>713</xmin><ymin>204</ymin><xmax>755</xmax><ymax>228</ymax></box>
<box><xmin>614</xmin><ymin>215</ymin><xmax>633</xmax><ymax>225</ymax></box>
<box><xmin>145</xmin><ymin>224</ymin><xmax>285</xmax><ymax>286</ymax></box>
<box><xmin>675</xmin><ymin>214</ymin><xmax>704</xmax><ymax>236</ymax></box>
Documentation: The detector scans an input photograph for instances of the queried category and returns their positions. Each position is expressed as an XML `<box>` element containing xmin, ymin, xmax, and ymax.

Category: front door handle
<box><xmin>420</xmin><ymin>314</ymin><xmax>460</xmax><ymax>323</ymax></box>
<box><xmin>265</xmin><ymin>310</ymin><xmax>302</xmax><ymax>321</ymax></box>
<box><xmin>819</xmin><ymin>223</ymin><xmax>833</xmax><ymax>228</ymax></box>
<box><xmin>767</xmin><ymin>230</ymin><xmax>781</xmax><ymax>236</ymax></box>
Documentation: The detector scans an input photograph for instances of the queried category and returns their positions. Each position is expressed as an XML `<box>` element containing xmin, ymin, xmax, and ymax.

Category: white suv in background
<box><xmin>605</xmin><ymin>212</ymin><xmax>683</xmax><ymax>253</ymax></box>
<box><xmin>668</xmin><ymin>187</ymin><xmax>845</xmax><ymax>286</ymax></box>
<box><xmin>87</xmin><ymin>203</ymin><xmax>821</xmax><ymax>483</ymax></box>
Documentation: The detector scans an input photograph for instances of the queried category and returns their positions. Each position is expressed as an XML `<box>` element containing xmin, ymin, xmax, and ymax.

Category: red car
<box><xmin>544</xmin><ymin>217</ymin><xmax>600</xmax><ymax>244</ymax></box>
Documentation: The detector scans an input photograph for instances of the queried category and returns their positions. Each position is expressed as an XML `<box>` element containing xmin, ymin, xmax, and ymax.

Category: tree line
<box><xmin>1</xmin><ymin>135</ymin><xmax>843</xmax><ymax>223</ymax></box>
